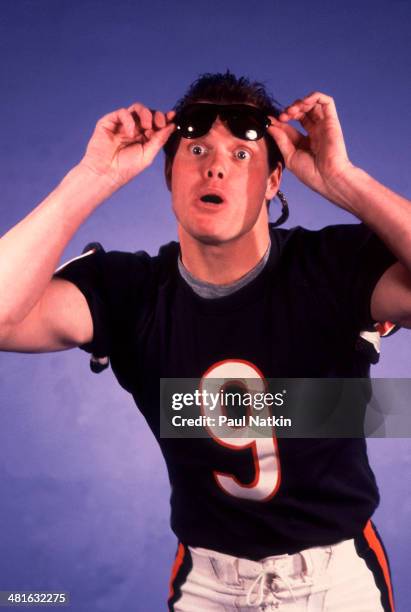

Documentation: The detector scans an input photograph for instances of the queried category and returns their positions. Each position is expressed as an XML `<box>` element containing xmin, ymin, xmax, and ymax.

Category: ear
<box><xmin>164</xmin><ymin>157</ymin><xmax>172</xmax><ymax>191</ymax></box>
<box><xmin>264</xmin><ymin>162</ymin><xmax>282</xmax><ymax>201</ymax></box>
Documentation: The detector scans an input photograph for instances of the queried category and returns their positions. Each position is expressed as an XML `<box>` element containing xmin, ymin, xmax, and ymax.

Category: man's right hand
<box><xmin>79</xmin><ymin>103</ymin><xmax>176</xmax><ymax>188</ymax></box>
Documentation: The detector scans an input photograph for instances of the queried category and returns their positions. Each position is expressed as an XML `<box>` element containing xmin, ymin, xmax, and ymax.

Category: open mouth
<box><xmin>200</xmin><ymin>194</ymin><xmax>224</xmax><ymax>204</ymax></box>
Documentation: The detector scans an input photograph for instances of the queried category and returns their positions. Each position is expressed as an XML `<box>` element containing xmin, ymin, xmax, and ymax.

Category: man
<box><xmin>0</xmin><ymin>71</ymin><xmax>409</xmax><ymax>610</ymax></box>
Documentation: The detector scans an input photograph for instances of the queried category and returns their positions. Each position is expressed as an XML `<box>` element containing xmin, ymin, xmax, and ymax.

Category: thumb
<box><xmin>268</xmin><ymin>124</ymin><xmax>296</xmax><ymax>164</ymax></box>
<box><xmin>143</xmin><ymin>122</ymin><xmax>176</xmax><ymax>164</ymax></box>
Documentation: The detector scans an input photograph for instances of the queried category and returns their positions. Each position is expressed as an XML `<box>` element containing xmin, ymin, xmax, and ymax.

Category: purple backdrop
<box><xmin>0</xmin><ymin>1</ymin><xmax>410</xmax><ymax>610</ymax></box>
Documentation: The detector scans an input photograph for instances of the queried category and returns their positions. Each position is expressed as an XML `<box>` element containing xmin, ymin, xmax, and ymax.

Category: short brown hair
<box><xmin>163</xmin><ymin>70</ymin><xmax>285</xmax><ymax>182</ymax></box>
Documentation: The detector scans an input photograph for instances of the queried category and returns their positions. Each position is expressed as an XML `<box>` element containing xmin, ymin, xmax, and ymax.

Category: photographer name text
<box><xmin>171</xmin><ymin>415</ymin><xmax>292</xmax><ymax>428</ymax></box>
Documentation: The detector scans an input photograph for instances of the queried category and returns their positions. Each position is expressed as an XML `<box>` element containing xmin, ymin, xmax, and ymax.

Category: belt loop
<box><xmin>301</xmin><ymin>545</ymin><xmax>333</xmax><ymax>578</ymax></box>
<box><xmin>209</xmin><ymin>553</ymin><xmax>241</xmax><ymax>586</ymax></box>
<box><xmin>301</xmin><ymin>549</ymin><xmax>314</xmax><ymax>577</ymax></box>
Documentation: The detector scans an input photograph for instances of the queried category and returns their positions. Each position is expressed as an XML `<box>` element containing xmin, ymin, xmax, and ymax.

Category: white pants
<box><xmin>170</xmin><ymin>539</ymin><xmax>389</xmax><ymax>611</ymax></box>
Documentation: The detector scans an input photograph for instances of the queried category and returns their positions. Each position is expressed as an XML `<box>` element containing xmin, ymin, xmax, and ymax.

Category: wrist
<box><xmin>73</xmin><ymin>161</ymin><xmax>121</xmax><ymax>194</ymax></box>
<box><xmin>323</xmin><ymin>164</ymin><xmax>370</xmax><ymax>214</ymax></box>
<box><xmin>42</xmin><ymin>163</ymin><xmax>119</xmax><ymax>232</ymax></box>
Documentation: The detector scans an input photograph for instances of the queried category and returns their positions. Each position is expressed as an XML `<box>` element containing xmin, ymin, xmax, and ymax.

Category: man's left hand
<box><xmin>268</xmin><ymin>92</ymin><xmax>355</xmax><ymax>202</ymax></box>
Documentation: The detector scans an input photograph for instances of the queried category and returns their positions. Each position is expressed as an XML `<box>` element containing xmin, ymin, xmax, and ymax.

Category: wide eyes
<box><xmin>234</xmin><ymin>149</ymin><xmax>251</xmax><ymax>160</ymax></box>
<box><xmin>188</xmin><ymin>144</ymin><xmax>251</xmax><ymax>160</ymax></box>
<box><xmin>190</xmin><ymin>144</ymin><xmax>205</xmax><ymax>156</ymax></box>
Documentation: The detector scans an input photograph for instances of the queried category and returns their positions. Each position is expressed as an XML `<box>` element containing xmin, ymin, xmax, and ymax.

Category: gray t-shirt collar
<box><xmin>178</xmin><ymin>240</ymin><xmax>272</xmax><ymax>299</ymax></box>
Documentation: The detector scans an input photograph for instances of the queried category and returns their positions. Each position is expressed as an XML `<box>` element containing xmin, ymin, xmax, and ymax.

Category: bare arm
<box><xmin>0</xmin><ymin>104</ymin><xmax>176</xmax><ymax>351</ymax></box>
<box><xmin>0</xmin><ymin>278</ymin><xmax>94</xmax><ymax>352</ymax></box>
<box><xmin>0</xmin><ymin>164</ymin><xmax>114</xmax><ymax>350</ymax></box>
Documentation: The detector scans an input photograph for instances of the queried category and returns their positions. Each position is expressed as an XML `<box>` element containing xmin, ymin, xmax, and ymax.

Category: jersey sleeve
<box><xmin>54</xmin><ymin>243</ymin><xmax>151</xmax><ymax>363</ymax></box>
<box><xmin>316</xmin><ymin>223</ymin><xmax>398</xmax><ymax>332</ymax></box>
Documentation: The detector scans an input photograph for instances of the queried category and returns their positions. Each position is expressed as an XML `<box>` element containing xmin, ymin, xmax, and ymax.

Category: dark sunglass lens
<box><xmin>230</xmin><ymin>117</ymin><xmax>263</xmax><ymax>140</ymax></box>
<box><xmin>176</xmin><ymin>107</ymin><xmax>216</xmax><ymax>139</ymax></box>
<box><xmin>174</xmin><ymin>104</ymin><xmax>270</xmax><ymax>141</ymax></box>
<box><xmin>223</xmin><ymin>108</ymin><xmax>268</xmax><ymax>141</ymax></box>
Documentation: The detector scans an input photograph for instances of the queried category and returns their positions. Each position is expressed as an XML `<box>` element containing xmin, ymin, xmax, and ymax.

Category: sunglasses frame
<box><xmin>174</xmin><ymin>103</ymin><xmax>272</xmax><ymax>141</ymax></box>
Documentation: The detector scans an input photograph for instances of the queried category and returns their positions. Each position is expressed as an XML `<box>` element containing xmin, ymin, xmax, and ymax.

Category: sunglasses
<box><xmin>173</xmin><ymin>103</ymin><xmax>272</xmax><ymax>141</ymax></box>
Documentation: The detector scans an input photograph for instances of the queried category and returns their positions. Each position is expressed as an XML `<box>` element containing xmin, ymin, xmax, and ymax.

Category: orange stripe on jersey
<box><xmin>375</xmin><ymin>321</ymin><xmax>396</xmax><ymax>337</ymax></box>
<box><xmin>364</xmin><ymin>520</ymin><xmax>395</xmax><ymax>612</ymax></box>
<box><xmin>168</xmin><ymin>543</ymin><xmax>186</xmax><ymax>600</ymax></box>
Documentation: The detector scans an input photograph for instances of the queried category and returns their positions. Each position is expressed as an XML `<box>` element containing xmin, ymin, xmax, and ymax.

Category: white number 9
<box><xmin>200</xmin><ymin>359</ymin><xmax>281</xmax><ymax>502</ymax></box>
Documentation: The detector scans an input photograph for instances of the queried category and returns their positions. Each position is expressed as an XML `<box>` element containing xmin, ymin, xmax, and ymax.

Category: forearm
<box><xmin>0</xmin><ymin>164</ymin><xmax>116</xmax><ymax>328</ymax></box>
<box><xmin>326</xmin><ymin>166</ymin><xmax>411</xmax><ymax>269</ymax></box>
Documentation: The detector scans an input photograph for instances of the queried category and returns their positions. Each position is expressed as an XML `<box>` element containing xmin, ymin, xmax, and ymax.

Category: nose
<box><xmin>204</xmin><ymin>153</ymin><xmax>225</xmax><ymax>180</ymax></box>
<box><xmin>207</xmin><ymin>168</ymin><xmax>224</xmax><ymax>179</ymax></box>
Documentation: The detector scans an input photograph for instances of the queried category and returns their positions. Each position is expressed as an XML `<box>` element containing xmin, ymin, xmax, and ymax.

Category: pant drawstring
<box><xmin>246</xmin><ymin>559</ymin><xmax>306</xmax><ymax>607</ymax></box>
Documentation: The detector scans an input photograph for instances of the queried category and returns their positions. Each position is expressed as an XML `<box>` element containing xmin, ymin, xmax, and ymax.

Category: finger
<box><xmin>269</xmin><ymin>116</ymin><xmax>305</xmax><ymax>146</ymax></box>
<box><xmin>268</xmin><ymin>117</ymin><xmax>313</xmax><ymax>165</ymax></box>
<box><xmin>279</xmin><ymin>97</ymin><xmax>304</xmax><ymax>122</ymax></box>
<box><xmin>127</xmin><ymin>101</ymin><xmax>146</xmax><ymax>114</ymax></box>
<box><xmin>143</xmin><ymin>122</ymin><xmax>177</xmax><ymax>163</ymax></box>
<box><xmin>283</xmin><ymin>92</ymin><xmax>337</xmax><ymax>123</ymax></box>
<box><xmin>267</xmin><ymin>122</ymin><xmax>296</xmax><ymax>162</ymax></box>
<box><xmin>117</xmin><ymin>108</ymin><xmax>136</xmax><ymax>138</ymax></box>
<box><xmin>98</xmin><ymin>108</ymin><xmax>135</xmax><ymax>137</ymax></box>
<box><xmin>280</xmin><ymin>99</ymin><xmax>335</xmax><ymax>135</ymax></box>
<box><xmin>127</xmin><ymin>103</ymin><xmax>153</xmax><ymax>131</ymax></box>
<box><xmin>299</xmin><ymin>113</ymin><xmax>316</xmax><ymax>131</ymax></box>
<box><xmin>153</xmin><ymin>110</ymin><xmax>166</xmax><ymax>129</ymax></box>
<box><xmin>307</xmin><ymin>104</ymin><xmax>324</xmax><ymax>123</ymax></box>
<box><xmin>279</xmin><ymin>109</ymin><xmax>317</xmax><ymax>131</ymax></box>
<box><xmin>166</xmin><ymin>110</ymin><xmax>176</xmax><ymax>122</ymax></box>
<box><xmin>300</xmin><ymin>91</ymin><xmax>336</xmax><ymax>114</ymax></box>
<box><xmin>139</xmin><ymin>106</ymin><xmax>153</xmax><ymax>130</ymax></box>
<box><xmin>285</xmin><ymin>107</ymin><xmax>324</xmax><ymax>127</ymax></box>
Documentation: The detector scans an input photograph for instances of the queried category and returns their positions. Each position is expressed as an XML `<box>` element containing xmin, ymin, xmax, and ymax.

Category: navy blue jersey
<box><xmin>55</xmin><ymin>223</ymin><xmax>397</xmax><ymax>560</ymax></box>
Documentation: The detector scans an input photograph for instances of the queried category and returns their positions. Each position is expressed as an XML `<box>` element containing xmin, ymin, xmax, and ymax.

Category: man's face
<box><xmin>168</xmin><ymin>117</ymin><xmax>281</xmax><ymax>246</ymax></box>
